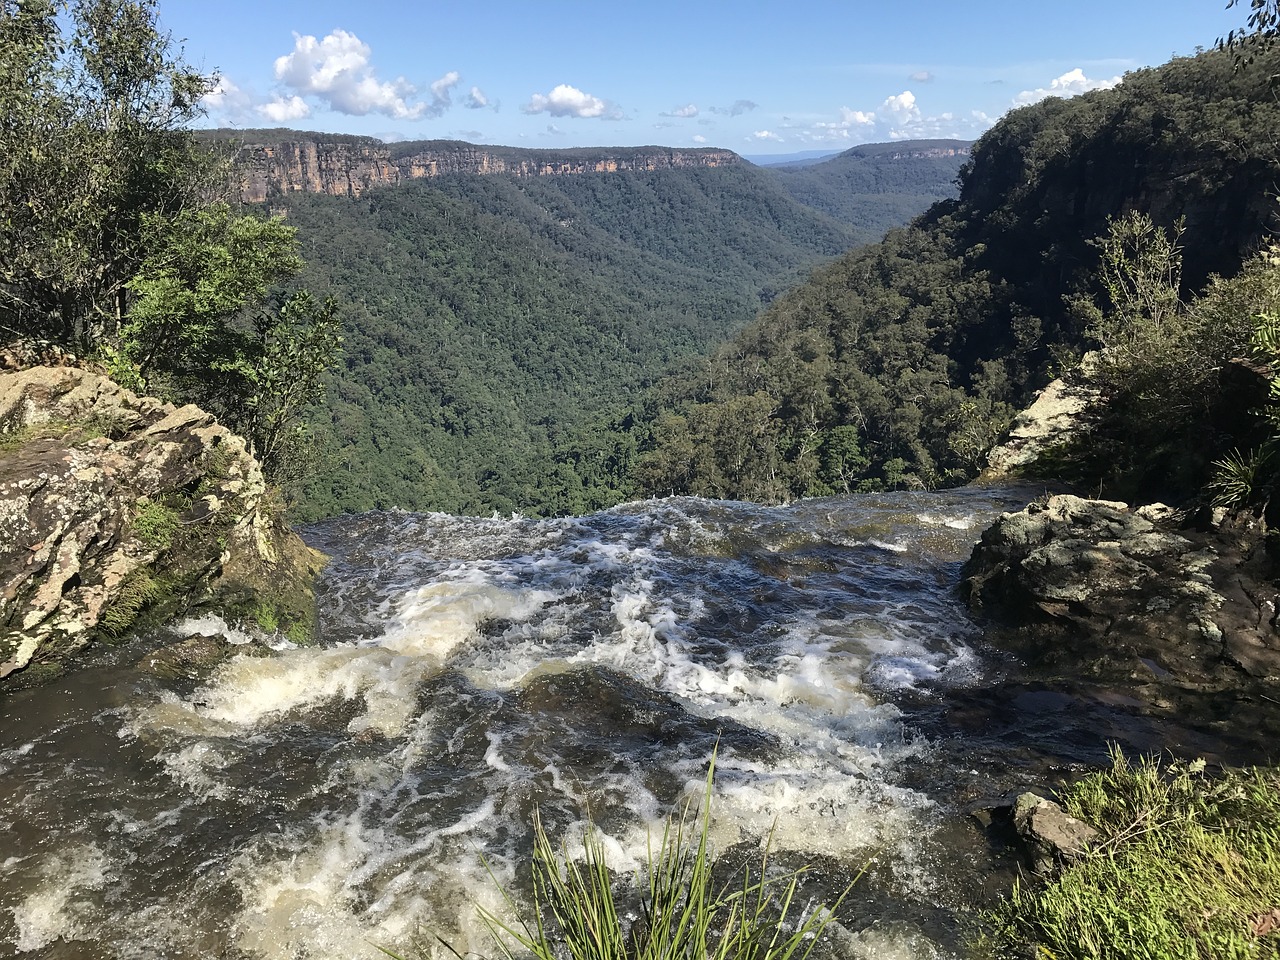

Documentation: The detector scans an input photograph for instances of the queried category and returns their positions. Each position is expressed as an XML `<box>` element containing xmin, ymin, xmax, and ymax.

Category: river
<box><xmin>1</xmin><ymin>486</ymin><xmax>1108</xmax><ymax>959</ymax></box>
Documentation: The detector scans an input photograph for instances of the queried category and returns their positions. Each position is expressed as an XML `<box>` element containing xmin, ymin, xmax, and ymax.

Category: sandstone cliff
<box><xmin>229</xmin><ymin>132</ymin><xmax>743</xmax><ymax>202</ymax></box>
<box><xmin>0</xmin><ymin>359</ymin><xmax>324</xmax><ymax>683</ymax></box>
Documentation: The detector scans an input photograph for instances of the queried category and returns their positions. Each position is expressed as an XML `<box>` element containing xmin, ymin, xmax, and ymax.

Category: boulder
<box><xmin>962</xmin><ymin>494</ymin><xmax>1280</xmax><ymax>686</ymax></box>
<box><xmin>1011</xmin><ymin>792</ymin><xmax>1099</xmax><ymax>875</ymax></box>
<box><xmin>0</xmin><ymin>364</ymin><xmax>325</xmax><ymax>683</ymax></box>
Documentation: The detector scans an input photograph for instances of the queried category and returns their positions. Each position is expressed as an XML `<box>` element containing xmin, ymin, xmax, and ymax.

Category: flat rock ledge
<box><xmin>0</xmin><ymin>364</ymin><xmax>324</xmax><ymax>683</ymax></box>
<box><xmin>962</xmin><ymin>494</ymin><xmax>1280</xmax><ymax>691</ymax></box>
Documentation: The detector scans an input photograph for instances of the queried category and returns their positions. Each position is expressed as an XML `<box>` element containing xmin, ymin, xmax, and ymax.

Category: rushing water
<box><xmin>1</xmin><ymin>487</ymin><xmax>1053</xmax><ymax>960</ymax></box>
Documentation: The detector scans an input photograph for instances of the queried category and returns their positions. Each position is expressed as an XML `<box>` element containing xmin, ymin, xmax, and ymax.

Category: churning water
<box><xmin>0</xmin><ymin>488</ymin><xmax>1042</xmax><ymax>960</ymax></box>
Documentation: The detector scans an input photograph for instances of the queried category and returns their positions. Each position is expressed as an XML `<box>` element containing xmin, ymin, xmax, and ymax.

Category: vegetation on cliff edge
<box><xmin>0</xmin><ymin>0</ymin><xmax>340</xmax><ymax>485</ymax></box>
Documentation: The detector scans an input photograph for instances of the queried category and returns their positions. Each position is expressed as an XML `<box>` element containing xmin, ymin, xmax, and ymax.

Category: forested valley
<box><xmin>241</xmin><ymin>41</ymin><xmax>1280</xmax><ymax>522</ymax></box>
<box><xmin>634</xmin><ymin>43</ymin><xmax>1280</xmax><ymax>504</ymax></box>
<box><xmin>282</xmin><ymin>144</ymin><xmax>966</xmax><ymax>518</ymax></box>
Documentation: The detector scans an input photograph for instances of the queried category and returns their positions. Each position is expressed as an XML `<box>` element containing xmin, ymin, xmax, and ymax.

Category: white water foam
<box><xmin>10</xmin><ymin>843</ymin><xmax>108</xmax><ymax>952</ymax></box>
<box><xmin>96</xmin><ymin>491</ymin><xmax>1032</xmax><ymax>958</ymax></box>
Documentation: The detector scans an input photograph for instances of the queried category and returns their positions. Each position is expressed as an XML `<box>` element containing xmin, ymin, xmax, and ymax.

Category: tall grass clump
<box><xmin>385</xmin><ymin>754</ymin><xmax>855</xmax><ymax>960</ymax></box>
<box><xmin>981</xmin><ymin>748</ymin><xmax>1280</xmax><ymax>960</ymax></box>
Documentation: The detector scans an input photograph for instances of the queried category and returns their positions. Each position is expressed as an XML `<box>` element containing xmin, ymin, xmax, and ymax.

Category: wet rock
<box><xmin>963</xmin><ymin>493</ymin><xmax>1280</xmax><ymax>701</ymax></box>
<box><xmin>0</xmin><ymin>363</ymin><xmax>325</xmax><ymax>683</ymax></box>
<box><xmin>139</xmin><ymin>632</ymin><xmax>273</xmax><ymax>683</ymax></box>
<box><xmin>1011</xmin><ymin>792</ymin><xmax>1099</xmax><ymax>875</ymax></box>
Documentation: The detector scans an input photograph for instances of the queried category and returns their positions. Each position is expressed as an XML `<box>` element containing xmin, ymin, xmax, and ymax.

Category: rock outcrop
<box><xmin>963</xmin><ymin>494</ymin><xmax>1280</xmax><ymax>687</ymax></box>
<box><xmin>232</xmin><ymin>135</ymin><xmax>743</xmax><ymax>202</ymax></box>
<box><xmin>0</xmin><ymin>363</ymin><xmax>324</xmax><ymax>683</ymax></box>
<box><xmin>981</xmin><ymin>354</ymin><xmax>1101</xmax><ymax>482</ymax></box>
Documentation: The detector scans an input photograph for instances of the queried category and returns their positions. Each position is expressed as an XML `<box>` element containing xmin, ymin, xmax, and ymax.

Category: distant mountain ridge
<box><xmin>836</xmin><ymin>139</ymin><xmax>971</xmax><ymax>160</ymax></box>
<box><xmin>200</xmin><ymin>129</ymin><xmax>742</xmax><ymax>202</ymax></box>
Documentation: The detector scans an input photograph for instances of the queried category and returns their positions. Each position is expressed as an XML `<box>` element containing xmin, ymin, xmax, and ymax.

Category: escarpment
<box><xmin>225</xmin><ymin>132</ymin><xmax>744</xmax><ymax>202</ymax></box>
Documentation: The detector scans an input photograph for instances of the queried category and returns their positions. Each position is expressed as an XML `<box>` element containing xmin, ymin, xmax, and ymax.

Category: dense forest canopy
<box><xmin>632</xmin><ymin>42</ymin><xmax>1280</xmax><ymax>504</ymax></box>
<box><xmin>285</xmin><ymin>148</ymin><xmax>967</xmax><ymax>519</ymax></box>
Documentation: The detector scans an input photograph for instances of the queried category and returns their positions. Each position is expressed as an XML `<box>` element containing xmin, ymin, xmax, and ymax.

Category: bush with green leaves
<box><xmin>0</xmin><ymin>0</ymin><xmax>341</xmax><ymax>484</ymax></box>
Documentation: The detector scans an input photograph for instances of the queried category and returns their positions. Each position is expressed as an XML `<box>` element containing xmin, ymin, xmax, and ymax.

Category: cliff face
<box><xmin>236</xmin><ymin>136</ymin><xmax>743</xmax><ymax>202</ymax></box>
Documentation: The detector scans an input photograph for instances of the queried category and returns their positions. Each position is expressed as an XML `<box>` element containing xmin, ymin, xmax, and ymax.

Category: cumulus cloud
<box><xmin>524</xmin><ymin>83</ymin><xmax>612</xmax><ymax>118</ymax></box>
<box><xmin>465</xmin><ymin>86</ymin><xmax>494</xmax><ymax>110</ymax></box>
<box><xmin>430</xmin><ymin>70</ymin><xmax>460</xmax><ymax>106</ymax></box>
<box><xmin>272</xmin><ymin>29</ymin><xmax>445</xmax><ymax>119</ymax></box>
<box><xmin>692</xmin><ymin>134</ymin><xmax>707</xmax><ymax>143</ymax></box>
<box><xmin>259</xmin><ymin>94</ymin><xmax>311</xmax><ymax>122</ymax></box>
<box><xmin>751</xmin><ymin>130</ymin><xmax>783</xmax><ymax>142</ymax></box>
<box><xmin>712</xmin><ymin>99</ymin><xmax>758</xmax><ymax>117</ymax></box>
<box><xmin>1014</xmin><ymin>68</ymin><xmax>1121</xmax><ymax>105</ymax></box>
<box><xmin>201</xmin><ymin>76</ymin><xmax>254</xmax><ymax>118</ymax></box>
<box><xmin>910</xmin><ymin>70</ymin><xmax>934</xmax><ymax>83</ymax></box>
<box><xmin>881</xmin><ymin>90</ymin><xmax>921</xmax><ymax>123</ymax></box>
<box><xmin>811</xmin><ymin>105</ymin><xmax>875</xmax><ymax>140</ymax></box>
<box><xmin>661</xmin><ymin>103</ymin><xmax>699</xmax><ymax>118</ymax></box>
<box><xmin>802</xmin><ymin>89</ymin><xmax>995</xmax><ymax>145</ymax></box>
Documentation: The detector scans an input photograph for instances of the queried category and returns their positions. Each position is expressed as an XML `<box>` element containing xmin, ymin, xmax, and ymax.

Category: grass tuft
<box><xmin>382</xmin><ymin>752</ymin><xmax>855</xmax><ymax>960</ymax></box>
<box><xmin>980</xmin><ymin>747</ymin><xmax>1280</xmax><ymax>960</ymax></box>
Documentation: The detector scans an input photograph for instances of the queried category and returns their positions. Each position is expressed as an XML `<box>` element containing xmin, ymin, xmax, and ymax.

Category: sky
<box><xmin>162</xmin><ymin>0</ymin><xmax>1248</xmax><ymax>156</ymax></box>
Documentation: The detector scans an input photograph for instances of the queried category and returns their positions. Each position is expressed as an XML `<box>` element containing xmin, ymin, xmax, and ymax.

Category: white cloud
<box><xmin>524</xmin><ymin>83</ymin><xmax>609</xmax><ymax>118</ymax></box>
<box><xmin>202</xmin><ymin>76</ymin><xmax>252</xmax><ymax>115</ymax></box>
<box><xmin>751</xmin><ymin>130</ymin><xmax>783</xmax><ymax>142</ymax></box>
<box><xmin>692</xmin><ymin>134</ymin><xmax>707</xmax><ymax>143</ymax></box>
<box><xmin>1014</xmin><ymin>68</ymin><xmax>1121</xmax><ymax>105</ymax></box>
<box><xmin>910</xmin><ymin>70</ymin><xmax>935</xmax><ymax>83</ymax></box>
<box><xmin>272</xmin><ymin>29</ymin><xmax>442</xmax><ymax>119</ymax></box>
<box><xmin>465</xmin><ymin>86</ymin><xmax>491</xmax><ymax>109</ymax></box>
<box><xmin>430</xmin><ymin>70</ymin><xmax>460</xmax><ymax>105</ymax></box>
<box><xmin>258</xmin><ymin>94</ymin><xmax>311</xmax><ymax>122</ymax></box>
<box><xmin>801</xmin><ymin>89</ymin><xmax>996</xmax><ymax>146</ymax></box>
<box><xmin>663</xmin><ymin>103</ymin><xmax>698</xmax><ymax>118</ymax></box>
<box><xmin>881</xmin><ymin>90</ymin><xmax>921</xmax><ymax>123</ymax></box>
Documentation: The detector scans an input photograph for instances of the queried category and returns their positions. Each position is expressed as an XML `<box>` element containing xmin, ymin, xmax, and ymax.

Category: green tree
<box><xmin>0</xmin><ymin>0</ymin><xmax>341</xmax><ymax>485</ymax></box>
<box><xmin>0</xmin><ymin>0</ymin><xmax>218</xmax><ymax>348</ymax></box>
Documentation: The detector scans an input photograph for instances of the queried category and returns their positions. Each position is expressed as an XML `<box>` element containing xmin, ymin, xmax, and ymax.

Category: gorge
<box><xmin>3</xmin><ymin>5</ymin><xmax>1280</xmax><ymax>959</ymax></box>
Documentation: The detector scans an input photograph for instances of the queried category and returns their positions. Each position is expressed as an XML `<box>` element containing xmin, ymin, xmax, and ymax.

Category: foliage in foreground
<box><xmin>982</xmin><ymin>750</ymin><xmax>1280</xmax><ymax>960</ymax></box>
<box><xmin>0</xmin><ymin>0</ymin><xmax>340</xmax><ymax>485</ymax></box>
<box><xmin>384</xmin><ymin>758</ymin><xmax>852</xmax><ymax>960</ymax></box>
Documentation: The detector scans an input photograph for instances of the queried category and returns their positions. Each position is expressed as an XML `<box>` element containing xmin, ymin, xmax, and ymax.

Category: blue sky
<box><xmin>164</xmin><ymin>0</ymin><xmax>1246</xmax><ymax>155</ymax></box>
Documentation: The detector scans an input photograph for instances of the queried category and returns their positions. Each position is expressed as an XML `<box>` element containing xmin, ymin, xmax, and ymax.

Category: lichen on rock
<box><xmin>0</xmin><ymin>363</ymin><xmax>325</xmax><ymax>683</ymax></box>
<box><xmin>962</xmin><ymin>493</ymin><xmax>1280</xmax><ymax>689</ymax></box>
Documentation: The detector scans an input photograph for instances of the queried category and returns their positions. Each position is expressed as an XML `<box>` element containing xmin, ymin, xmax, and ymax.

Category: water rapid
<box><xmin>0</xmin><ymin>487</ymin><xmax>1040</xmax><ymax>960</ymax></box>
